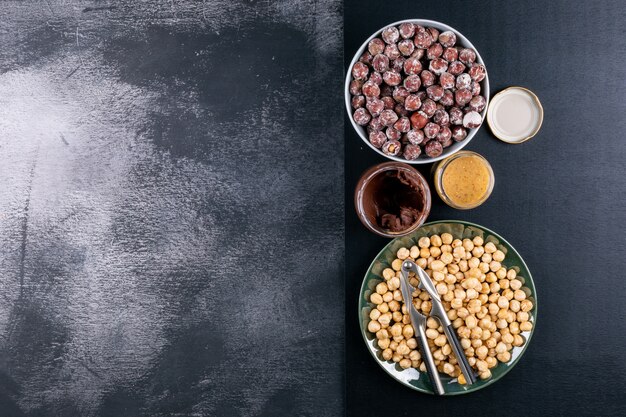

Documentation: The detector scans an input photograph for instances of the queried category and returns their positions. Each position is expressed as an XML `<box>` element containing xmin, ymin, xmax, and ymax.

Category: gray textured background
<box><xmin>0</xmin><ymin>1</ymin><xmax>343</xmax><ymax>416</ymax></box>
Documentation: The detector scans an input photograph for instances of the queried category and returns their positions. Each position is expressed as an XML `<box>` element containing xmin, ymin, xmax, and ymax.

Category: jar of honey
<box><xmin>433</xmin><ymin>151</ymin><xmax>494</xmax><ymax>210</ymax></box>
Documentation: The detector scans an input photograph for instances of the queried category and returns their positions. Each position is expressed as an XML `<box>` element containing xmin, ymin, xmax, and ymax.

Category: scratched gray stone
<box><xmin>0</xmin><ymin>1</ymin><xmax>343</xmax><ymax>416</ymax></box>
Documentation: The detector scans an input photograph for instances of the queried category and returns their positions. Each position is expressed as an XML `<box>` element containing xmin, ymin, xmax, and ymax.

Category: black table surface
<box><xmin>0</xmin><ymin>1</ymin><xmax>342</xmax><ymax>416</ymax></box>
<box><xmin>345</xmin><ymin>0</ymin><xmax>626</xmax><ymax>416</ymax></box>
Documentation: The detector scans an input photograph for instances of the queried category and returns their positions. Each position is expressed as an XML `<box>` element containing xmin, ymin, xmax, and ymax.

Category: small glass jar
<box><xmin>433</xmin><ymin>151</ymin><xmax>494</xmax><ymax>210</ymax></box>
<box><xmin>355</xmin><ymin>162</ymin><xmax>431</xmax><ymax>238</ymax></box>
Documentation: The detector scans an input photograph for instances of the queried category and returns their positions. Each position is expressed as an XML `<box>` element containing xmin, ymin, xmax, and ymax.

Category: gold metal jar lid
<box><xmin>487</xmin><ymin>86</ymin><xmax>543</xmax><ymax>144</ymax></box>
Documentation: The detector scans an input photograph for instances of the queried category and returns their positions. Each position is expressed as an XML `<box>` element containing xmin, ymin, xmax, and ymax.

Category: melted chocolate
<box><xmin>362</xmin><ymin>169</ymin><xmax>426</xmax><ymax>233</ymax></box>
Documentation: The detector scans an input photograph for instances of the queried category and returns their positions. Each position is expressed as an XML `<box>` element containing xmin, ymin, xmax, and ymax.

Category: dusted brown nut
<box><xmin>351</xmin><ymin>95</ymin><xmax>365</xmax><ymax>109</ymax></box>
<box><xmin>414</xmin><ymin>29</ymin><xmax>433</xmax><ymax>48</ymax></box>
<box><xmin>362</xmin><ymin>80</ymin><xmax>380</xmax><ymax>98</ymax></box>
<box><xmin>427</xmin><ymin>27</ymin><xmax>440</xmax><ymax>43</ymax></box>
<box><xmin>349</xmin><ymin>80</ymin><xmax>363</xmax><ymax>95</ymax></box>
<box><xmin>403</xmin><ymin>57</ymin><xmax>422</xmax><ymax>75</ymax></box>
<box><xmin>369</xmin><ymin>130</ymin><xmax>387</xmax><ymax>148</ymax></box>
<box><xmin>429</xmin><ymin>58</ymin><xmax>448</xmax><ymax>75</ymax></box>
<box><xmin>382</xmin><ymin>26</ymin><xmax>400</xmax><ymax>44</ymax></box>
<box><xmin>416</xmin><ymin>90</ymin><xmax>427</xmax><ymax>101</ymax></box>
<box><xmin>440</xmin><ymin>135</ymin><xmax>453</xmax><ymax>148</ymax></box>
<box><xmin>359</xmin><ymin>51</ymin><xmax>373</xmax><ymax>64</ymax></box>
<box><xmin>352</xmin><ymin>62</ymin><xmax>369</xmax><ymax>81</ymax></box>
<box><xmin>438</xmin><ymin>31</ymin><xmax>457</xmax><ymax>47</ymax></box>
<box><xmin>439</xmin><ymin>72</ymin><xmax>455</xmax><ymax>89</ymax></box>
<box><xmin>372</xmin><ymin>54</ymin><xmax>390</xmax><ymax>72</ymax></box>
<box><xmin>403</xmin><ymin>74</ymin><xmax>422</xmax><ymax>92</ymax></box>
<box><xmin>391</xmin><ymin>57</ymin><xmax>405</xmax><ymax>72</ymax></box>
<box><xmin>451</xmin><ymin>125</ymin><xmax>467</xmax><ymax>141</ymax></box>
<box><xmin>456</xmin><ymin>73</ymin><xmax>472</xmax><ymax>89</ymax></box>
<box><xmin>368</xmin><ymin>116</ymin><xmax>384</xmax><ymax>131</ymax></box>
<box><xmin>410</xmin><ymin>111</ymin><xmax>429</xmax><ymax>129</ymax></box>
<box><xmin>383</xmin><ymin>70</ymin><xmax>402</xmax><ymax>86</ymax></box>
<box><xmin>353</xmin><ymin>108</ymin><xmax>371</xmax><ymax>125</ymax></box>
<box><xmin>406</xmin><ymin>129</ymin><xmax>425</xmax><ymax>145</ymax></box>
<box><xmin>368</xmin><ymin>38</ymin><xmax>385</xmax><ymax>55</ymax></box>
<box><xmin>443</xmin><ymin>47</ymin><xmax>459</xmax><ymax>62</ymax></box>
<box><xmin>426</xmin><ymin>85</ymin><xmax>444</xmax><ymax>101</ymax></box>
<box><xmin>471</xmin><ymin>81</ymin><xmax>481</xmax><ymax>96</ymax></box>
<box><xmin>386</xmin><ymin>127</ymin><xmax>402</xmax><ymax>140</ymax></box>
<box><xmin>392</xmin><ymin>86</ymin><xmax>410</xmax><ymax>103</ymax></box>
<box><xmin>394</xmin><ymin>116</ymin><xmax>411</xmax><ymax>133</ymax></box>
<box><xmin>420</xmin><ymin>98</ymin><xmax>437</xmax><ymax>117</ymax></box>
<box><xmin>382</xmin><ymin>139</ymin><xmax>402</xmax><ymax>156</ymax></box>
<box><xmin>448</xmin><ymin>60</ymin><xmax>466</xmax><ymax>75</ymax></box>
<box><xmin>411</xmin><ymin>48</ymin><xmax>425</xmax><ymax>60</ymax></box>
<box><xmin>449</xmin><ymin>107</ymin><xmax>464</xmax><ymax>125</ymax></box>
<box><xmin>455</xmin><ymin>88</ymin><xmax>473</xmax><ymax>106</ymax></box>
<box><xmin>384</xmin><ymin>44</ymin><xmax>401</xmax><ymax>60</ymax></box>
<box><xmin>469</xmin><ymin>63</ymin><xmax>487</xmax><ymax>81</ymax></box>
<box><xmin>398</xmin><ymin>39</ymin><xmax>415</xmax><ymax>56</ymax></box>
<box><xmin>463</xmin><ymin>111</ymin><xmax>482</xmax><ymax>128</ymax></box>
<box><xmin>436</xmin><ymin>126</ymin><xmax>452</xmax><ymax>143</ymax></box>
<box><xmin>420</xmin><ymin>70</ymin><xmax>436</xmax><ymax>87</ymax></box>
<box><xmin>457</xmin><ymin>91</ymin><xmax>474</xmax><ymax>108</ymax></box>
<box><xmin>394</xmin><ymin>103</ymin><xmax>409</xmax><ymax>117</ymax></box>
<box><xmin>469</xmin><ymin>95</ymin><xmax>487</xmax><ymax>112</ymax></box>
<box><xmin>433</xmin><ymin>109</ymin><xmax>450</xmax><ymax>126</ymax></box>
<box><xmin>369</xmin><ymin>71</ymin><xmax>383</xmax><ymax>85</ymax></box>
<box><xmin>403</xmin><ymin>144</ymin><xmax>422</xmax><ymax>160</ymax></box>
<box><xmin>424</xmin><ymin>122</ymin><xmax>441</xmax><ymax>139</ymax></box>
<box><xmin>399</xmin><ymin>22</ymin><xmax>416</xmax><ymax>39</ymax></box>
<box><xmin>404</xmin><ymin>94</ymin><xmax>422</xmax><ymax>111</ymax></box>
<box><xmin>440</xmin><ymin>89</ymin><xmax>455</xmax><ymax>107</ymax></box>
<box><xmin>381</xmin><ymin>95</ymin><xmax>395</xmax><ymax>110</ymax></box>
<box><xmin>424</xmin><ymin>140</ymin><xmax>443</xmax><ymax>157</ymax></box>
<box><xmin>386</xmin><ymin>127</ymin><xmax>403</xmax><ymax>142</ymax></box>
<box><xmin>427</xmin><ymin>43</ymin><xmax>443</xmax><ymax>59</ymax></box>
<box><xmin>459</xmin><ymin>48</ymin><xmax>477</xmax><ymax>64</ymax></box>
<box><xmin>380</xmin><ymin>109</ymin><xmax>399</xmax><ymax>126</ymax></box>
<box><xmin>366</xmin><ymin>97</ymin><xmax>385</xmax><ymax>116</ymax></box>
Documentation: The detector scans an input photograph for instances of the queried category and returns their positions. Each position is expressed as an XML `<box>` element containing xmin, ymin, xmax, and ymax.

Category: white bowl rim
<box><xmin>345</xmin><ymin>18</ymin><xmax>490</xmax><ymax>164</ymax></box>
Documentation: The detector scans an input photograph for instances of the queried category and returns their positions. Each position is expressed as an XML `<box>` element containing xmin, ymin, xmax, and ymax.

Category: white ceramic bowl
<box><xmin>345</xmin><ymin>19</ymin><xmax>490</xmax><ymax>164</ymax></box>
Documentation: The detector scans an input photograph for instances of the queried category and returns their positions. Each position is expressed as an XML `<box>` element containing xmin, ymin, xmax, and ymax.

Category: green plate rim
<box><xmin>358</xmin><ymin>220</ymin><xmax>538</xmax><ymax>395</ymax></box>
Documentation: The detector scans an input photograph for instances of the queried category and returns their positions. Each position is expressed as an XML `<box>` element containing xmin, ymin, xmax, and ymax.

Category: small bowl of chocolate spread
<box><xmin>355</xmin><ymin>162</ymin><xmax>431</xmax><ymax>237</ymax></box>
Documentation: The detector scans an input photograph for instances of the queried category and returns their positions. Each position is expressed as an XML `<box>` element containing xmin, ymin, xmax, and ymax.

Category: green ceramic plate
<box><xmin>358</xmin><ymin>220</ymin><xmax>537</xmax><ymax>395</ymax></box>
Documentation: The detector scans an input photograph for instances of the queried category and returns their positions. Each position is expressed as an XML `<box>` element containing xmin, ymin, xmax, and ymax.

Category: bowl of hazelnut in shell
<box><xmin>346</xmin><ymin>19</ymin><xmax>489</xmax><ymax>163</ymax></box>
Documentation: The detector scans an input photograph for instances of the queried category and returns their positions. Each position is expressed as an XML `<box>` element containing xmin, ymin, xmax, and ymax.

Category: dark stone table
<box><xmin>345</xmin><ymin>0</ymin><xmax>626</xmax><ymax>416</ymax></box>
<box><xmin>2</xmin><ymin>0</ymin><xmax>626</xmax><ymax>415</ymax></box>
<box><xmin>0</xmin><ymin>1</ymin><xmax>343</xmax><ymax>416</ymax></box>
